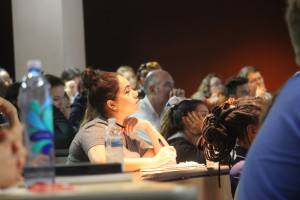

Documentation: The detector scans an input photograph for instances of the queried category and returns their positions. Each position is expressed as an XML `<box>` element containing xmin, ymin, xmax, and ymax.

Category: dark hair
<box><xmin>44</xmin><ymin>74</ymin><xmax>65</xmax><ymax>88</ymax></box>
<box><xmin>199</xmin><ymin>96</ymin><xmax>265</xmax><ymax>162</ymax></box>
<box><xmin>237</xmin><ymin>66</ymin><xmax>259</xmax><ymax>79</ymax></box>
<box><xmin>223</xmin><ymin>76</ymin><xmax>248</xmax><ymax>98</ymax></box>
<box><xmin>5</xmin><ymin>82</ymin><xmax>22</xmax><ymax>116</ymax></box>
<box><xmin>80</xmin><ymin>68</ymin><xmax>119</xmax><ymax>127</ymax></box>
<box><xmin>61</xmin><ymin>67</ymin><xmax>81</xmax><ymax>82</ymax></box>
<box><xmin>160</xmin><ymin>99</ymin><xmax>207</xmax><ymax>139</ymax></box>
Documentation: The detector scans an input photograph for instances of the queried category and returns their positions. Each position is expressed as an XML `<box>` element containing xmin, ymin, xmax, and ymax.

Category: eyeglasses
<box><xmin>210</xmin><ymin>82</ymin><xmax>223</xmax><ymax>88</ymax></box>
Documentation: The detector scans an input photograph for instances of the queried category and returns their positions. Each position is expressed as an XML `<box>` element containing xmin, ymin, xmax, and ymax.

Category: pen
<box><xmin>158</xmin><ymin>138</ymin><xmax>165</xmax><ymax>147</ymax></box>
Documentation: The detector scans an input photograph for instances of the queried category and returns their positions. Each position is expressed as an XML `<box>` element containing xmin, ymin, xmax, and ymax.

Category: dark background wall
<box><xmin>83</xmin><ymin>0</ymin><xmax>298</xmax><ymax>97</ymax></box>
<box><xmin>0</xmin><ymin>0</ymin><xmax>15</xmax><ymax>80</ymax></box>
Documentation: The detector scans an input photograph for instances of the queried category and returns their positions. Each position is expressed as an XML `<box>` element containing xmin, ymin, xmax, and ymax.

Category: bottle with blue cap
<box><xmin>19</xmin><ymin>60</ymin><xmax>55</xmax><ymax>187</ymax></box>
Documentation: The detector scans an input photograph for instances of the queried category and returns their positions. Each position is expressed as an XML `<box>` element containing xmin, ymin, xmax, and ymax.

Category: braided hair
<box><xmin>199</xmin><ymin>96</ymin><xmax>265</xmax><ymax>162</ymax></box>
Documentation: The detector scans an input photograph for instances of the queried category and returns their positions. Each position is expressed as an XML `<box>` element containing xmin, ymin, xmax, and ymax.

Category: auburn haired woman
<box><xmin>67</xmin><ymin>68</ymin><xmax>176</xmax><ymax>171</ymax></box>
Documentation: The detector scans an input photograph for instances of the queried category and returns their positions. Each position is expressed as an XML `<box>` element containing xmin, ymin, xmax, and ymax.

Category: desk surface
<box><xmin>1</xmin><ymin>165</ymin><xmax>231</xmax><ymax>200</ymax></box>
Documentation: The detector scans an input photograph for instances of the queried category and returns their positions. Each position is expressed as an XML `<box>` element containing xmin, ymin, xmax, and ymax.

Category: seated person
<box><xmin>191</xmin><ymin>73</ymin><xmax>225</xmax><ymax>110</ymax></box>
<box><xmin>136</xmin><ymin>61</ymin><xmax>162</xmax><ymax>99</ymax></box>
<box><xmin>160</xmin><ymin>97</ymin><xmax>208</xmax><ymax>164</ymax></box>
<box><xmin>238</xmin><ymin>2</ymin><xmax>300</xmax><ymax>198</ymax></box>
<box><xmin>67</xmin><ymin>68</ymin><xmax>177</xmax><ymax>171</ymax></box>
<box><xmin>130</xmin><ymin>70</ymin><xmax>185</xmax><ymax>145</ymax></box>
<box><xmin>0</xmin><ymin>97</ymin><xmax>26</xmax><ymax>188</ymax></box>
<box><xmin>116</xmin><ymin>65</ymin><xmax>139</xmax><ymax>90</ymax></box>
<box><xmin>198</xmin><ymin>97</ymin><xmax>265</xmax><ymax>197</ymax></box>
<box><xmin>238</xmin><ymin>66</ymin><xmax>271</xmax><ymax>99</ymax></box>
<box><xmin>222</xmin><ymin>76</ymin><xmax>250</xmax><ymax>99</ymax></box>
<box><xmin>61</xmin><ymin>67</ymin><xmax>81</xmax><ymax>104</ymax></box>
<box><xmin>45</xmin><ymin>75</ymin><xmax>76</xmax><ymax>149</ymax></box>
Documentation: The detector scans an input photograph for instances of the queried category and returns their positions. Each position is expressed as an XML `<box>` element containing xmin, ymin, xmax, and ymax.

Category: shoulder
<box><xmin>80</xmin><ymin>118</ymin><xmax>107</xmax><ymax>135</ymax></box>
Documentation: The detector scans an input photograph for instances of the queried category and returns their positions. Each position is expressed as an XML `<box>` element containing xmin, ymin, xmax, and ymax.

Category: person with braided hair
<box><xmin>238</xmin><ymin>1</ymin><xmax>300</xmax><ymax>199</ymax></box>
<box><xmin>199</xmin><ymin>96</ymin><xmax>265</xmax><ymax>197</ymax></box>
<box><xmin>160</xmin><ymin>98</ymin><xmax>208</xmax><ymax>164</ymax></box>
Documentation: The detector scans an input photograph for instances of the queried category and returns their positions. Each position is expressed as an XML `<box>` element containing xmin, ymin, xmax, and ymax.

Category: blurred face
<box><xmin>235</xmin><ymin>83</ymin><xmax>250</xmax><ymax>98</ymax></box>
<box><xmin>115</xmin><ymin>75</ymin><xmax>139</xmax><ymax>117</ymax></box>
<box><xmin>196</xmin><ymin>104</ymin><xmax>209</xmax><ymax>118</ymax></box>
<box><xmin>62</xmin><ymin>95</ymin><xmax>71</xmax><ymax>119</ymax></box>
<box><xmin>51</xmin><ymin>85</ymin><xmax>65</xmax><ymax>111</ymax></box>
<box><xmin>247</xmin><ymin>72</ymin><xmax>265</xmax><ymax>96</ymax></box>
<box><xmin>209</xmin><ymin>77</ymin><xmax>223</xmax><ymax>95</ymax></box>
<box><xmin>154</xmin><ymin>72</ymin><xmax>174</xmax><ymax>105</ymax></box>
<box><xmin>123</xmin><ymin>71</ymin><xmax>137</xmax><ymax>90</ymax></box>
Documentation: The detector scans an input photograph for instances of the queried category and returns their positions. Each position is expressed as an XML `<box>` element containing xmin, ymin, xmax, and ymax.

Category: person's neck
<box><xmin>107</xmin><ymin>113</ymin><xmax>126</xmax><ymax>126</ymax></box>
<box><xmin>148</xmin><ymin>95</ymin><xmax>165</xmax><ymax>116</ymax></box>
<box><xmin>184</xmin><ymin>129</ymin><xmax>200</xmax><ymax>146</ymax></box>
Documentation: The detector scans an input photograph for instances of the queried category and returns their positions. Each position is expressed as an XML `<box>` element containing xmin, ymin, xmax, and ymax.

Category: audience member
<box><xmin>222</xmin><ymin>76</ymin><xmax>250</xmax><ymax>99</ymax></box>
<box><xmin>131</xmin><ymin>70</ymin><xmax>185</xmax><ymax>144</ymax></box>
<box><xmin>238</xmin><ymin>66</ymin><xmax>271</xmax><ymax>99</ymax></box>
<box><xmin>0</xmin><ymin>97</ymin><xmax>26</xmax><ymax>188</ymax></box>
<box><xmin>67</xmin><ymin>69</ymin><xmax>176</xmax><ymax>171</ymax></box>
<box><xmin>0</xmin><ymin>68</ymin><xmax>12</xmax><ymax>98</ymax></box>
<box><xmin>191</xmin><ymin>73</ymin><xmax>225</xmax><ymax>110</ymax></box>
<box><xmin>136</xmin><ymin>61</ymin><xmax>162</xmax><ymax>99</ymax></box>
<box><xmin>62</xmin><ymin>92</ymin><xmax>71</xmax><ymax>119</ymax></box>
<box><xmin>117</xmin><ymin>65</ymin><xmax>139</xmax><ymax>90</ymax></box>
<box><xmin>61</xmin><ymin>67</ymin><xmax>81</xmax><ymax>104</ymax></box>
<box><xmin>238</xmin><ymin>1</ymin><xmax>300</xmax><ymax>198</ymax></box>
<box><xmin>160</xmin><ymin>97</ymin><xmax>208</xmax><ymax>164</ymax></box>
<box><xmin>45</xmin><ymin>74</ymin><xmax>76</xmax><ymax>149</ymax></box>
<box><xmin>199</xmin><ymin>97</ymin><xmax>264</xmax><ymax>197</ymax></box>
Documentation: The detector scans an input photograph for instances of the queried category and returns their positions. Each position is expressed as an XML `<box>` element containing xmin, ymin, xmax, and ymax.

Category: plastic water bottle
<box><xmin>19</xmin><ymin>60</ymin><xmax>55</xmax><ymax>187</ymax></box>
<box><xmin>105</xmin><ymin>118</ymin><xmax>124</xmax><ymax>171</ymax></box>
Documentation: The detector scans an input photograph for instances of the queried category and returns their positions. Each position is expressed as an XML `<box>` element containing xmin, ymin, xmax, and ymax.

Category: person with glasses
<box><xmin>160</xmin><ymin>97</ymin><xmax>208</xmax><ymax>164</ymax></box>
<box><xmin>191</xmin><ymin>73</ymin><xmax>225</xmax><ymax>111</ymax></box>
<box><xmin>237</xmin><ymin>66</ymin><xmax>271</xmax><ymax>99</ymax></box>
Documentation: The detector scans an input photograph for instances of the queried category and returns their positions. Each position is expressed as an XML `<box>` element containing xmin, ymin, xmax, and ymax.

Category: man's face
<box><xmin>154</xmin><ymin>72</ymin><xmax>174</xmax><ymax>105</ymax></box>
<box><xmin>247</xmin><ymin>72</ymin><xmax>265</xmax><ymax>96</ymax></box>
<box><xmin>235</xmin><ymin>83</ymin><xmax>250</xmax><ymax>98</ymax></box>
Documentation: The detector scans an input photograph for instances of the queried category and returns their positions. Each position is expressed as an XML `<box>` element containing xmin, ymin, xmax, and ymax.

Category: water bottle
<box><xmin>105</xmin><ymin>118</ymin><xmax>124</xmax><ymax>171</ymax></box>
<box><xmin>19</xmin><ymin>60</ymin><xmax>55</xmax><ymax>187</ymax></box>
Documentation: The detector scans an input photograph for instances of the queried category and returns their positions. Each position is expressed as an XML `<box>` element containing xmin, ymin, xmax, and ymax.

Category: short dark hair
<box><xmin>223</xmin><ymin>76</ymin><xmax>248</xmax><ymax>98</ymax></box>
<box><xmin>61</xmin><ymin>67</ymin><xmax>81</xmax><ymax>82</ymax></box>
<box><xmin>44</xmin><ymin>74</ymin><xmax>65</xmax><ymax>88</ymax></box>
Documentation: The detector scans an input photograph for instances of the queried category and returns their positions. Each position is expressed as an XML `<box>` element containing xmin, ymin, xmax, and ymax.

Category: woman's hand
<box><xmin>183</xmin><ymin>111</ymin><xmax>203</xmax><ymax>135</ymax></box>
<box><xmin>153</xmin><ymin>146</ymin><xmax>177</xmax><ymax>166</ymax></box>
<box><xmin>123</xmin><ymin>117</ymin><xmax>150</xmax><ymax>134</ymax></box>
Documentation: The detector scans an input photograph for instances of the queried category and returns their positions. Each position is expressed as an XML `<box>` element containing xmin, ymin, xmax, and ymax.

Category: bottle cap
<box><xmin>108</xmin><ymin>118</ymin><xmax>116</xmax><ymax>125</ymax></box>
<box><xmin>27</xmin><ymin>60</ymin><xmax>42</xmax><ymax>69</ymax></box>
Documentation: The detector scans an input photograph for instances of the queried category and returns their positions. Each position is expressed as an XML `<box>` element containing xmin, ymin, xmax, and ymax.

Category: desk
<box><xmin>137</xmin><ymin>165</ymin><xmax>233</xmax><ymax>200</ymax></box>
<box><xmin>0</xmin><ymin>175</ymin><xmax>197</xmax><ymax>200</ymax></box>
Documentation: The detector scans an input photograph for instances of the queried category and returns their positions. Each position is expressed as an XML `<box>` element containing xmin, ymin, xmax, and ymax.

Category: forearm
<box><xmin>124</xmin><ymin>157</ymin><xmax>158</xmax><ymax>171</ymax></box>
<box><xmin>144</xmin><ymin>123</ymin><xmax>169</xmax><ymax>154</ymax></box>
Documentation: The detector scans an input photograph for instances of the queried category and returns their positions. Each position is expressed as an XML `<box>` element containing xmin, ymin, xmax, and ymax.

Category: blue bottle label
<box><xmin>26</xmin><ymin>97</ymin><xmax>54</xmax><ymax>155</ymax></box>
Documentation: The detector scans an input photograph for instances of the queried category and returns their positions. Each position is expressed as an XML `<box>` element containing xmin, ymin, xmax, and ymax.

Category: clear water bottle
<box><xmin>105</xmin><ymin>118</ymin><xmax>124</xmax><ymax>171</ymax></box>
<box><xmin>19</xmin><ymin>60</ymin><xmax>55</xmax><ymax>187</ymax></box>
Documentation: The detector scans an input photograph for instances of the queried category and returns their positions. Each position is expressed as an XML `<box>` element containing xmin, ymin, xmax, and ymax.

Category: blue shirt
<box><xmin>238</xmin><ymin>73</ymin><xmax>300</xmax><ymax>199</ymax></box>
